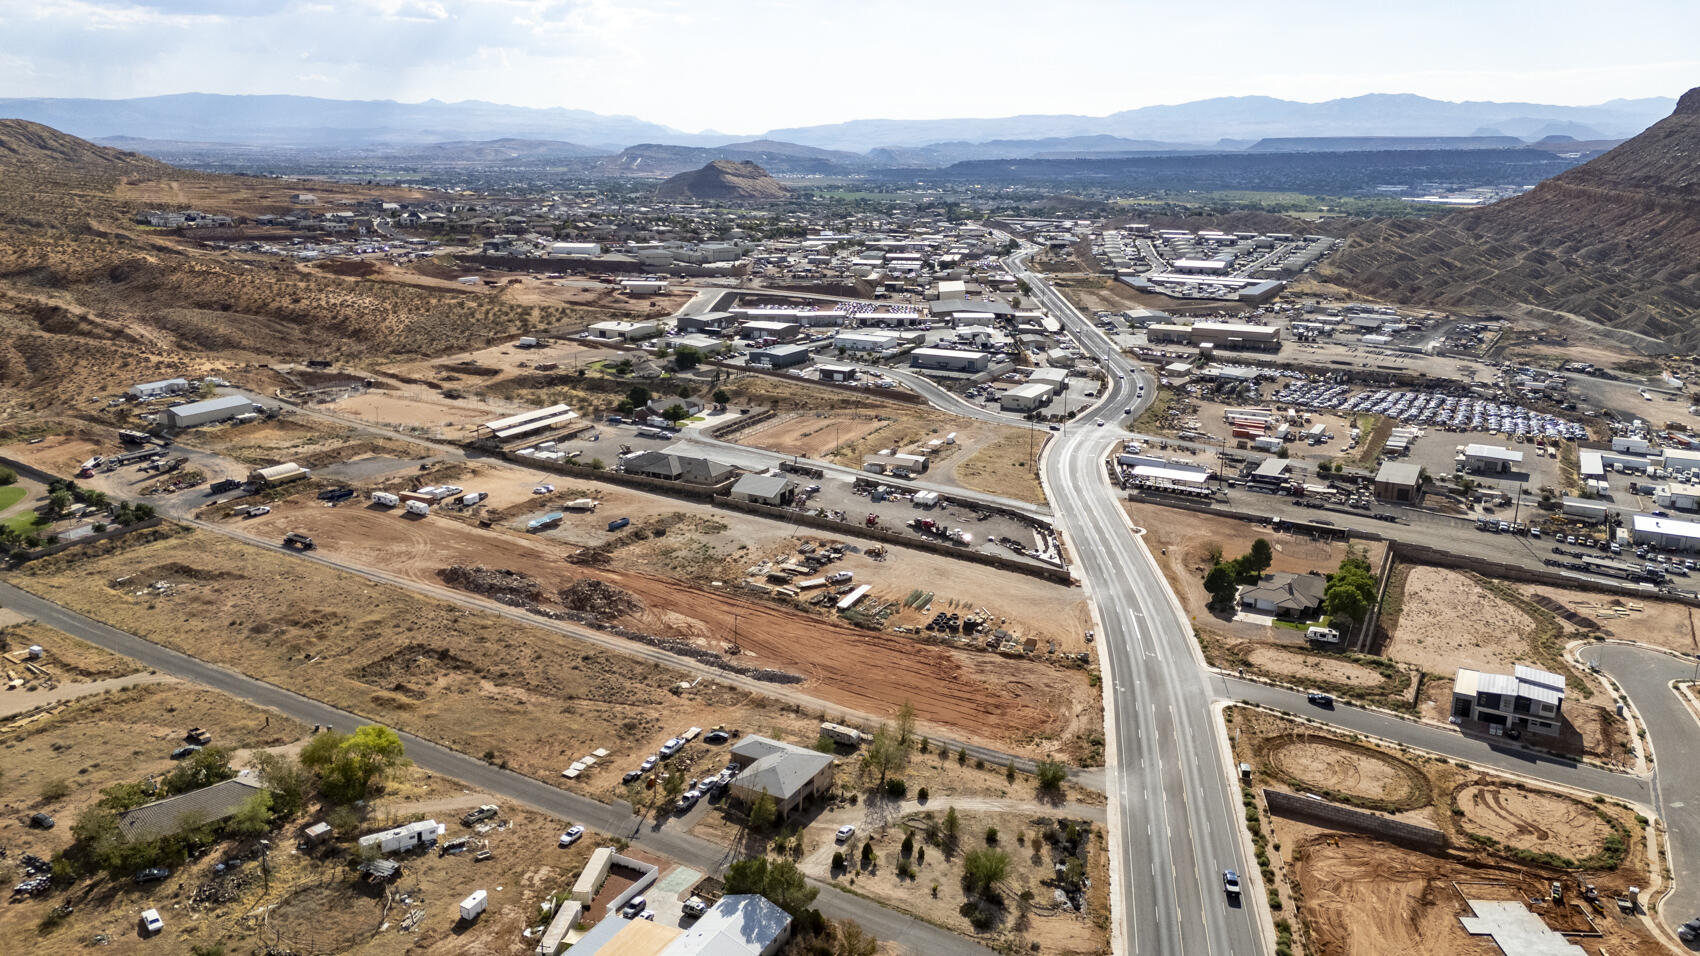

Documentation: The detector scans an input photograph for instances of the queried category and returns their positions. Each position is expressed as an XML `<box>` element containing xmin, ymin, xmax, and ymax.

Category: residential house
<box><xmin>725</xmin><ymin>736</ymin><xmax>836</xmax><ymax>818</ymax></box>
<box><xmin>1238</xmin><ymin>572</ymin><xmax>1327</xmax><ymax>619</ymax></box>
<box><xmin>1451</xmin><ymin>665</ymin><xmax>1566</xmax><ymax>736</ymax></box>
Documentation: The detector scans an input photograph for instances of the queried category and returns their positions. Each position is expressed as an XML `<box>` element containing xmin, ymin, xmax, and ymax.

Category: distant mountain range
<box><xmin>0</xmin><ymin>91</ymin><xmax>1676</xmax><ymax>159</ymax></box>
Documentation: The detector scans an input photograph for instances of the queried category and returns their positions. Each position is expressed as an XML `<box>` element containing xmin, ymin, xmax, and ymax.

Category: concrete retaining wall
<box><xmin>1263</xmin><ymin>788</ymin><xmax>1447</xmax><ymax>851</ymax></box>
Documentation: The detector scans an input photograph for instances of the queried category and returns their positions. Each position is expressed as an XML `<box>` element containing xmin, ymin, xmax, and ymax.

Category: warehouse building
<box><xmin>1631</xmin><ymin>514</ymin><xmax>1700</xmax><ymax>552</ymax></box>
<box><xmin>164</xmin><ymin>394</ymin><xmax>255</xmax><ymax>429</ymax></box>
<box><xmin>249</xmin><ymin>462</ymin><xmax>311</xmax><ymax>487</ymax></box>
<box><xmin>1461</xmin><ymin>443</ymin><xmax>1525</xmax><ymax>475</ymax></box>
<box><xmin>833</xmin><ymin>331</ymin><xmax>901</xmax><ymax>353</ymax></box>
<box><xmin>749</xmin><ymin>343</ymin><xmax>814</xmax><ymax>369</ymax></box>
<box><xmin>1028</xmin><ymin>367</ymin><xmax>1069</xmax><ymax>395</ymax></box>
<box><xmin>671</xmin><ymin>333</ymin><xmax>730</xmax><ymax>357</ymax></box>
<box><xmin>729</xmin><ymin>473</ymin><xmax>796</xmax><ymax>506</ymax></box>
<box><xmin>929</xmin><ymin>279</ymin><xmax>966</xmax><ymax>301</ymax></box>
<box><xmin>1146</xmin><ymin>323</ymin><xmax>1192</xmax><ymax>345</ymax></box>
<box><xmin>739</xmin><ymin>320</ymin><xmax>801</xmax><ymax>342</ymax></box>
<box><xmin>586</xmin><ymin>320</ymin><xmax>661</xmax><ymax>341</ymax></box>
<box><xmin>1000</xmin><ymin>382</ymin><xmax>1055</xmax><ymax>413</ymax></box>
<box><xmin>1189</xmin><ymin>322</ymin><xmax>1281</xmax><ymax>352</ymax></box>
<box><xmin>1372</xmin><ymin>461</ymin><xmax>1423</xmax><ymax>503</ymax></box>
<box><xmin>817</xmin><ymin>364</ymin><xmax>858</xmax><ymax>382</ymax></box>
<box><xmin>909</xmin><ymin>347</ymin><xmax>990</xmax><ymax>374</ymax></box>
<box><xmin>128</xmin><ymin>377</ymin><xmax>191</xmax><ymax>401</ymax></box>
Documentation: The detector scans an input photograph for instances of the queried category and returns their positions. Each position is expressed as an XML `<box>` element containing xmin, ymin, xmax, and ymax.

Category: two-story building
<box><xmin>1450</xmin><ymin>664</ymin><xmax>1565</xmax><ymax>736</ymax></box>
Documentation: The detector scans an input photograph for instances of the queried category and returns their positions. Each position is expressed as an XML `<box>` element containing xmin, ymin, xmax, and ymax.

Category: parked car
<box><xmin>682</xmin><ymin>896</ymin><xmax>708</xmax><ymax>918</ymax></box>
<box><xmin>676</xmin><ymin>790</ymin><xmax>702</xmax><ymax>811</ymax></box>
<box><xmin>169</xmin><ymin>745</ymin><xmax>202</xmax><ymax>760</ymax></box>
<box><xmin>639</xmin><ymin>755</ymin><xmax>658</xmax><ymax>772</ymax></box>
<box><xmin>140</xmin><ymin>908</ymin><xmax>164</xmax><ymax>935</ymax></box>
<box><xmin>246</xmin><ymin>506</ymin><xmax>271</xmax><ymax>518</ymax></box>
<box><xmin>461</xmin><ymin>804</ymin><xmax>499</xmax><ymax>826</ymax></box>
<box><xmin>29</xmin><ymin>812</ymin><xmax>55</xmax><ymax>829</ymax></box>
<box><xmin>134</xmin><ymin>867</ymin><xmax>171</xmax><ymax>885</ymax></box>
<box><xmin>558</xmin><ymin>826</ymin><xmax>584</xmax><ymax>848</ymax></box>
<box><xmin>622</xmin><ymin>770</ymin><xmax>644</xmax><ymax>784</ymax></box>
<box><xmin>702</xmin><ymin>730</ymin><xmax>730</xmax><ymax>745</ymax></box>
<box><xmin>659</xmin><ymin>737</ymin><xmax>685</xmax><ymax>758</ymax></box>
<box><xmin>621</xmin><ymin>897</ymin><xmax>647</xmax><ymax>918</ymax></box>
<box><xmin>1222</xmin><ymin>870</ymin><xmax>1241</xmax><ymax>899</ymax></box>
<box><xmin>836</xmin><ymin>825</ymin><xmax>856</xmax><ymax>843</ymax></box>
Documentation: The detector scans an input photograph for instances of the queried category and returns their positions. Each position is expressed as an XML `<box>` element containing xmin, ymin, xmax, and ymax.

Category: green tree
<box><xmin>162</xmin><ymin>748</ymin><xmax>236</xmax><ymax>796</ymax></box>
<box><xmin>225</xmin><ymin>791</ymin><xmax>275</xmax><ymax>838</ymax></box>
<box><xmin>625</xmin><ymin>385</ymin><xmax>652</xmax><ymax>408</ymax></box>
<box><xmin>1245</xmin><ymin>538</ymin><xmax>1274</xmax><ymax>575</ymax></box>
<box><xmin>860</xmin><ymin>841</ymin><xmax>874</xmax><ymax>865</ymax></box>
<box><xmin>1204</xmin><ymin>563</ymin><xmax>1238</xmax><ymax>607</ymax></box>
<box><xmin>863</xmin><ymin>723</ymin><xmax>907</xmax><ymax>788</ymax></box>
<box><xmin>723</xmin><ymin>857</ymin><xmax>818</xmax><ymax>917</ymax></box>
<box><xmin>894</xmin><ymin>700</ymin><xmax>917</xmax><ymax>750</ymax></box>
<box><xmin>673</xmin><ymin>346</ymin><xmax>701</xmax><ymax>370</ymax></box>
<box><xmin>663</xmin><ymin>403</ymin><xmax>689</xmax><ymax>425</ymax></box>
<box><xmin>1035</xmin><ymin>759</ymin><xmax>1068</xmax><ymax>793</ymax></box>
<box><xmin>250</xmin><ymin>751</ymin><xmax>311</xmax><ymax>820</ymax></box>
<box><xmin>46</xmin><ymin>489</ymin><xmax>72</xmax><ymax>519</ymax></box>
<box><xmin>1323</xmin><ymin>555</ymin><xmax>1379</xmax><ymax>627</ymax></box>
<box><xmin>300</xmin><ymin>725</ymin><xmax>407</xmax><ymax>804</ymax></box>
<box><xmin>0</xmin><ymin>466</ymin><xmax>15</xmax><ymax>485</ymax></box>
<box><xmin>901</xmin><ymin>831</ymin><xmax>915</xmax><ymax>858</ymax></box>
<box><xmin>943</xmin><ymin>806</ymin><xmax>961</xmax><ymax>849</ymax></box>
<box><xmin>748</xmin><ymin>792</ymin><xmax>779</xmax><ymax>831</ymax></box>
<box><xmin>712</xmin><ymin>388</ymin><xmax>731</xmax><ymax>406</ymax></box>
<box><xmin>664</xmin><ymin>770</ymin><xmax>687</xmax><ymax>801</ymax></box>
<box><xmin>961</xmin><ymin>847</ymin><xmax>1010</xmax><ymax>897</ymax></box>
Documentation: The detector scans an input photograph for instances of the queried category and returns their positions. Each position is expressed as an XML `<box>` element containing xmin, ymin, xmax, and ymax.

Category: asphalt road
<box><xmin>1011</xmin><ymin>242</ymin><xmax>1267</xmax><ymax>955</ymax></box>
<box><xmin>0</xmin><ymin>579</ymin><xmax>994</xmax><ymax>956</ymax></box>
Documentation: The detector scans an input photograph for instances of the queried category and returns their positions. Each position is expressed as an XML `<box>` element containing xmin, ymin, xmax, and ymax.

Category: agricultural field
<box><xmin>1224</xmin><ymin>707</ymin><xmax>1663</xmax><ymax>956</ymax></box>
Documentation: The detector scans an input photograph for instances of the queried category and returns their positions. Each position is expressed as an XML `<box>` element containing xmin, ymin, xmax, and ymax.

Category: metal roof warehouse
<box><xmin>478</xmin><ymin>403</ymin><xmax>579</xmax><ymax>441</ymax></box>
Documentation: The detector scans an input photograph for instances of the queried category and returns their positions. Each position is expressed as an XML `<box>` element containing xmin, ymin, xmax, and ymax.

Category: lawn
<box><xmin>0</xmin><ymin>484</ymin><xmax>26</xmax><ymax>513</ymax></box>
<box><xmin>3</xmin><ymin>507</ymin><xmax>46</xmax><ymax>534</ymax></box>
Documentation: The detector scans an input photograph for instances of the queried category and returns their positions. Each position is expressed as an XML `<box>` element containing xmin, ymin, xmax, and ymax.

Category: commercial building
<box><xmin>587</xmin><ymin>320</ymin><xmax>661</xmax><ymax>341</ymax></box>
<box><xmin>833</xmin><ymin>331</ymin><xmax>901</xmax><ymax>353</ymax></box>
<box><xmin>1189</xmin><ymin>322</ymin><xmax>1281</xmax><ymax>352</ymax></box>
<box><xmin>1631</xmin><ymin>513</ymin><xmax>1700</xmax><ymax>552</ymax></box>
<box><xmin>1146</xmin><ymin>324</ymin><xmax>1192</xmax><ymax>345</ymax></box>
<box><xmin>729</xmin><ymin>473</ymin><xmax>796</xmax><ymax>506</ymax></box>
<box><xmin>817</xmin><ymin>364</ymin><xmax>858</xmax><ymax>383</ymax></box>
<box><xmin>128</xmin><ymin>377</ymin><xmax>191</xmax><ymax>401</ymax></box>
<box><xmin>1461</xmin><ymin>444</ymin><xmax>1525</xmax><ymax>474</ymax></box>
<box><xmin>909</xmin><ymin>347</ymin><xmax>990</xmax><ymax>374</ymax></box>
<box><xmin>557</xmin><ymin>895</ymin><xmax>792</xmax><ymax>956</ymax></box>
<box><xmin>1450</xmin><ymin>664</ymin><xmax>1565</xmax><ymax>736</ymax></box>
<box><xmin>738</xmin><ymin>320</ymin><xmax>801</xmax><ymax>342</ymax></box>
<box><xmin>1372</xmin><ymin>461</ymin><xmax>1423</xmax><ymax>503</ymax></box>
<box><xmin>672</xmin><ymin>333</ymin><xmax>730</xmax><ymax>357</ymax></box>
<box><xmin>1654</xmin><ymin>481</ymin><xmax>1700</xmax><ymax>512</ymax></box>
<box><xmin>726</xmin><ymin>736</ymin><xmax>836</xmax><ymax>819</ymax></box>
<box><xmin>164</xmin><ymin>394</ymin><xmax>255</xmax><ymax>429</ymax></box>
<box><xmin>930</xmin><ymin>279</ymin><xmax>966</xmax><ymax>301</ymax></box>
<box><xmin>1000</xmin><ymin>382</ymin><xmax>1055</xmax><ymax>413</ymax></box>
<box><xmin>549</xmin><ymin>242</ymin><xmax>601</xmax><ymax>257</ymax></box>
<box><xmin>1028</xmin><ymin>368</ymin><xmax>1069</xmax><ymax>395</ymax></box>
<box><xmin>749</xmin><ymin>343</ymin><xmax>814</xmax><ymax>369</ymax></box>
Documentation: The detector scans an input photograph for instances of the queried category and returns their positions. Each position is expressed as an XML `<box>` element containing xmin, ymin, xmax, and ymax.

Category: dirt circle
<box><xmin>1455</xmin><ymin>783</ymin><xmax>1616</xmax><ymax>862</ymax></box>
<box><xmin>1264</xmin><ymin>734</ymin><xmax>1431</xmax><ymax>810</ymax></box>
<box><xmin>263</xmin><ymin>880</ymin><xmax>387</xmax><ymax>953</ymax></box>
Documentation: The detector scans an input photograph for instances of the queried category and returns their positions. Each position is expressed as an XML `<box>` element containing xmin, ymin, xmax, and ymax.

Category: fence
<box><xmin>1263</xmin><ymin>788</ymin><xmax>1447</xmax><ymax>852</ymax></box>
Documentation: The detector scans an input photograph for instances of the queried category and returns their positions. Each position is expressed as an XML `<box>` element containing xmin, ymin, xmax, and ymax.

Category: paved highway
<box><xmin>1009</xmin><ymin>241</ymin><xmax>1267</xmax><ymax>955</ymax></box>
<box><xmin>0</xmin><ymin>580</ymin><xmax>995</xmax><ymax>956</ymax></box>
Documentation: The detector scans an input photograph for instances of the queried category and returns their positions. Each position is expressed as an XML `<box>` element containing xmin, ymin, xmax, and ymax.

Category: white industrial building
<box><xmin>1000</xmin><ymin>382</ymin><xmax>1055</xmax><ymax>412</ymax></box>
<box><xmin>909</xmin><ymin>347</ymin><xmax>990</xmax><ymax>374</ymax></box>
<box><xmin>619</xmin><ymin>279</ymin><xmax>669</xmax><ymax>295</ymax></box>
<box><xmin>833</xmin><ymin>331</ymin><xmax>901</xmax><ymax>353</ymax></box>
<box><xmin>586</xmin><ymin>320</ymin><xmax>660</xmax><ymax>341</ymax></box>
<box><xmin>164</xmin><ymin>394</ymin><xmax>254</xmax><ymax>429</ymax></box>
<box><xmin>548</xmin><ymin>242</ymin><xmax>601</xmax><ymax>257</ymax></box>
<box><xmin>930</xmin><ymin>278</ymin><xmax>966</xmax><ymax>301</ymax></box>
<box><xmin>1632</xmin><ymin>514</ymin><xmax>1700</xmax><ymax>552</ymax></box>
<box><xmin>671</xmin><ymin>333</ymin><xmax>730</xmax><ymax>356</ymax></box>
<box><xmin>1654</xmin><ymin>481</ymin><xmax>1700</xmax><ymax>512</ymax></box>
<box><xmin>128</xmin><ymin>377</ymin><xmax>191</xmax><ymax>401</ymax></box>
<box><xmin>1461</xmin><ymin>443</ymin><xmax>1525</xmax><ymax>474</ymax></box>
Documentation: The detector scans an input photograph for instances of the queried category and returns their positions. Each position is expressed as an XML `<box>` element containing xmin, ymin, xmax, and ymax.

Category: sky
<box><xmin>0</xmin><ymin>0</ymin><xmax>1696</xmax><ymax>134</ymax></box>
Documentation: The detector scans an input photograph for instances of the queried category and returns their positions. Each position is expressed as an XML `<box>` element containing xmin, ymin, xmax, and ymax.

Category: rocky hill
<box><xmin>654</xmin><ymin>160</ymin><xmax>789</xmax><ymax>201</ymax></box>
<box><xmin>0</xmin><ymin>118</ymin><xmax>168</xmax><ymax>173</ymax></box>
<box><xmin>1323</xmin><ymin>87</ymin><xmax>1700</xmax><ymax>349</ymax></box>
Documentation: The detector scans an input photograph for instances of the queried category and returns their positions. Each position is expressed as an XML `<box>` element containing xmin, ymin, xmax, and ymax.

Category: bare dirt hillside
<box><xmin>1323</xmin><ymin>87</ymin><xmax>1700</xmax><ymax>348</ymax></box>
<box><xmin>655</xmin><ymin>160</ymin><xmax>789</xmax><ymax>201</ymax></box>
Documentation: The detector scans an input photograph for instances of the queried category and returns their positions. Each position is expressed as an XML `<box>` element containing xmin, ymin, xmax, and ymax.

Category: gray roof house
<box><xmin>1238</xmin><ymin>572</ymin><xmax>1327</xmax><ymax>618</ymax></box>
<box><xmin>729</xmin><ymin>473</ymin><xmax>795</xmax><ymax>506</ymax></box>
<box><xmin>622</xmin><ymin>451</ymin><xmax>736</xmax><ymax>485</ymax></box>
<box><xmin>726</xmin><ymin>736</ymin><xmax>836</xmax><ymax>818</ymax></box>
<box><xmin>117</xmin><ymin>777</ymin><xmax>266</xmax><ymax>842</ymax></box>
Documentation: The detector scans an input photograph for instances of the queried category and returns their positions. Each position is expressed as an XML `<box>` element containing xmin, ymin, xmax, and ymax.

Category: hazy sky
<box><xmin>1</xmin><ymin>0</ymin><xmax>1695</xmax><ymax>133</ymax></box>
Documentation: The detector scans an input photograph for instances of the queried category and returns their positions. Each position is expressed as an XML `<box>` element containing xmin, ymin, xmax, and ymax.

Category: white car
<box><xmin>533</xmin><ymin>484</ymin><xmax>554</xmax><ymax>495</ymax></box>
<box><xmin>245</xmin><ymin>506</ymin><xmax>270</xmax><ymax>518</ymax></box>
<box><xmin>836</xmin><ymin>824</ymin><xmax>856</xmax><ymax>842</ymax></box>
<box><xmin>140</xmin><ymin>908</ymin><xmax>164</xmax><ymax>935</ymax></box>
<box><xmin>1095</xmin><ymin>418</ymin><xmax>1106</xmax><ymax>426</ymax></box>
<box><xmin>559</xmin><ymin>825</ymin><xmax>584</xmax><ymax>847</ymax></box>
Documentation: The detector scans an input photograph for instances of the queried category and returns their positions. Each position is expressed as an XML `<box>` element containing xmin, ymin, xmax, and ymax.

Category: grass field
<box><xmin>0</xmin><ymin>484</ymin><xmax>26</xmax><ymax>512</ymax></box>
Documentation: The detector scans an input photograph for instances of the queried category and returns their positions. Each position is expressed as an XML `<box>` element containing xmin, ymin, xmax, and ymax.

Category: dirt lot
<box><xmin>1289</xmin><ymin>834</ymin><xmax>1663</xmax><ymax>956</ymax></box>
<box><xmin>1519</xmin><ymin>583</ymin><xmax>1700</xmax><ymax>657</ymax></box>
<box><xmin>2</xmin><ymin>619</ymin><xmax>142</xmax><ymax>682</ymax></box>
<box><xmin>949</xmin><ymin>428</ymin><xmax>1047</xmax><ymax>504</ymax></box>
<box><xmin>1226</xmin><ymin>705</ymin><xmax>1658</xmax><ymax>955</ymax></box>
<box><xmin>736</xmin><ymin>411</ymin><xmax>897</xmax><ymax>461</ymax></box>
<box><xmin>1383</xmin><ymin>566</ymin><xmax>1539</xmax><ymax>675</ymax></box>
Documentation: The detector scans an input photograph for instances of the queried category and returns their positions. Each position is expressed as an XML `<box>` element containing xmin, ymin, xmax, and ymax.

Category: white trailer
<box><xmin>370</xmin><ymin>492</ymin><xmax>400</xmax><ymax>507</ymax></box>
<box><xmin>358</xmin><ymin>819</ymin><xmax>443</xmax><ymax>854</ymax></box>
<box><xmin>459</xmin><ymin>889</ymin><xmax>488</xmax><ymax>922</ymax></box>
<box><xmin>565</xmin><ymin>498</ymin><xmax>599</xmax><ymax>512</ymax></box>
<box><xmin>836</xmin><ymin>584</ymin><xmax>871</xmax><ymax>611</ymax></box>
<box><xmin>405</xmin><ymin>500</ymin><xmax>430</xmax><ymax>517</ymax></box>
<box><xmin>820</xmin><ymin>721</ymin><xmax>862</xmax><ymax>746</ymax></box>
